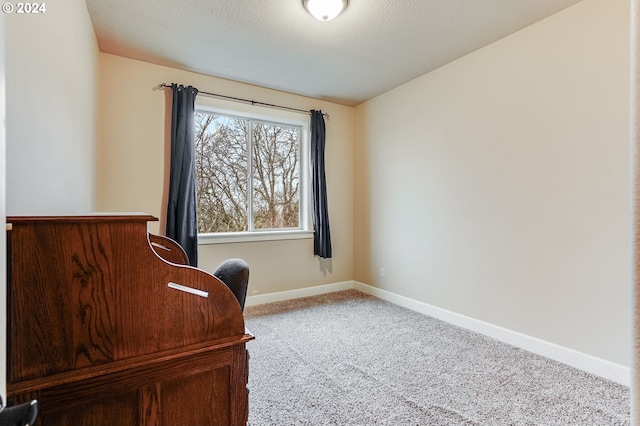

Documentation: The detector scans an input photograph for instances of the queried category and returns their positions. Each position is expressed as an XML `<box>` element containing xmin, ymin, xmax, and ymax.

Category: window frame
<box><xmin>194</xmin><ymin>104</ymin><xmax>313</xmax><ymax>245</ymax></box>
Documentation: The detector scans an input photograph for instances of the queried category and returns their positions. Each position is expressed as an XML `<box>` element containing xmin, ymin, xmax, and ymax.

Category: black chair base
<box><xmin>0</xmin><ymin>397</ymin><xmax>38</xmax><ymax>426</ymax></box>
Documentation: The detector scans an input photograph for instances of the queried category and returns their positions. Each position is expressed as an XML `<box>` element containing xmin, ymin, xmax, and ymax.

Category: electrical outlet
<box><xmin>380</xmin><ymin>267</ymin><xmax>386</xmax><ymax>277</ymax></box>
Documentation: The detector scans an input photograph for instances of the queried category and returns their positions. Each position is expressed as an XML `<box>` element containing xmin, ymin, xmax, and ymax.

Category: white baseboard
<box><xmin>352</xmin><ymin>281</ymin><xmax>630</xmax><ymax>387</ymax></box>
<box><xmin>245</xmin><ymin>280</ymin><xmax>630</xmax><ymax>386</ymax></box>
<box><xmin>245</xmin><ymin>281</ymin><xmax>354</xmax><ymax>307</ymax></box>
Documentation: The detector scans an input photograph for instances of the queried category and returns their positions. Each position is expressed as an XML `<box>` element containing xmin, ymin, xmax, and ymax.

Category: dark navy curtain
<box><xmin>166</xmin><ymin>84</ymin><xmax>199</xmax><ymax>266</ymax></box>
<box><xmin>310</xmin><ymin>110</ymin><xmax>332</xmax><ymax>258</ymax></box>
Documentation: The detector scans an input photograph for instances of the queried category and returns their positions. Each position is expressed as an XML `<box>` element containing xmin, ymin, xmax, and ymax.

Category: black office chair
<box><xmin>213</xmin><ymin>258</ymin><xmax>250</xmax><ymax>311</ymax></box>
<box><xmin>0</xmin><ymin>397</ymin><xmax>38</xmax><ymax>426</ymax></box>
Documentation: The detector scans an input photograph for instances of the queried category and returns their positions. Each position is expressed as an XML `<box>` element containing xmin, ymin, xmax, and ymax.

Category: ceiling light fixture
<box><xmin>303</xmin><ymin>0</ymin><xmax>348</xmax><ymax>22</ymax></box>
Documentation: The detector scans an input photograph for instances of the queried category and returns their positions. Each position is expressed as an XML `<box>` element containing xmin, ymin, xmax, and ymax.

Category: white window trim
<box><xmin>198</xmin><ymin>229</ymin><xmax>314</xmax><ymax>245</ymax></box>
<box><xmin>195</xmin><ymin>103</ymin><xmax>313</xmax><ymax>244</ymax></box>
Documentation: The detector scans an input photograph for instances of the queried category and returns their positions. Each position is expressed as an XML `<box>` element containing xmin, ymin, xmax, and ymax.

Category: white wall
<box><xmin>354</xmin><ymin>0</ymin><xmax>631</xmax><ymax>367</ymax></box>
<box><xmin>5</xmin><ymin>0</ymin><xmax>98</xmax><ymax>214</ymax></box>
<box><xmin>96</xmin><ymin>54</ymin><xmax>354</xmax><ymax>294</ymax></box>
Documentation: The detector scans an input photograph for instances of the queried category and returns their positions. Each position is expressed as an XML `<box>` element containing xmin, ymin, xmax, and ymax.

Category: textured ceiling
<box><xmin>85</xmin><ymin>0</ymin><xmax>583</xmax><ymax>106</ymax></box>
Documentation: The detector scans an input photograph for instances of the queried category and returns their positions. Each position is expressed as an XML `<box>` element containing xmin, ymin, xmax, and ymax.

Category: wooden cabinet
<box><xmin>6</xmin><ymin>215</ymin><xmax>253</xmax><ymax>425</ymax></box>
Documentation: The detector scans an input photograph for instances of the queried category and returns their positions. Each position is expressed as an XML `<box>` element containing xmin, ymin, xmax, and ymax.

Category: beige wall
<box><xmin>97</xmin><ymin>54</ymin><xmax>354</xmax><ymax>293</ymax></box>
<box><xmin>355</xmin><ymin>0</ymin><xmax>632</xmax><ymax>366</ymax></box>
<box><xmin>5</xmin><ymin>0</ymin><xmax>98</xmax><ymax>214</ymax></box>
<box><xmin>0</xmin><ymin>11</ymin><xmax>5</xmax><ymax>402</ymax></box>
<box><xmin>633</xmin><ymin>0</ymin><xmax>640</xmax><ymax>418</ymax></box>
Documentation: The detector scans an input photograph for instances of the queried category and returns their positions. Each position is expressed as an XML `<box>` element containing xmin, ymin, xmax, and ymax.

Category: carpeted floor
<box><xmin>244</xmin><ymin>290</ymin><xmax>630</xmax><ymax>425</ymax></box>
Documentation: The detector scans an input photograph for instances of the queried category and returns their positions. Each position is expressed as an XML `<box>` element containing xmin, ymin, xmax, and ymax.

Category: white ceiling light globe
<box><xmin>303</xmin><ymin>0</ymin><xmax>348</xmax><ymax>22</ymax></box>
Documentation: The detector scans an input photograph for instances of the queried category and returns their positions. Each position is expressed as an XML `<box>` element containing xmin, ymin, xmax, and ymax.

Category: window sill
<box><xmin>198</xmin><ymin>230</ymin><xmax>314</xmax><ymax>245</ymax></box>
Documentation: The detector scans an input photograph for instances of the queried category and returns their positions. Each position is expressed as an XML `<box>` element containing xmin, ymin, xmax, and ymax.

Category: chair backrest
<box><xmin>213</xmin><ymin>258</ymin><xmax>250</xmax><ymax>311</ymax></box>
<box><xmin>0</xmin><ymin>397</ymin><xmax>38</xmax><ymax>426</ymax></box>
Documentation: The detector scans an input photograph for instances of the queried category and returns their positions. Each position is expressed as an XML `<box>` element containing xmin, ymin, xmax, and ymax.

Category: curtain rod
<box><xmin>153</xmin><ymin>83</ymin><xmax>329</xmax><ymax>119</ymax></box>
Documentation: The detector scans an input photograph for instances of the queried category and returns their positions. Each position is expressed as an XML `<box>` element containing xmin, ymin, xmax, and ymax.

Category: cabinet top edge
<box><xmin>6</xmin><ymin>213</ymin><xmax>158</xmax><ymax>224</ymax></box>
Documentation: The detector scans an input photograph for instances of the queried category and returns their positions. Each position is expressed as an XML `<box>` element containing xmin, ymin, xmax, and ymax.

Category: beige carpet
<box><xmin>244</xmin><ymin>290</ymin><xmax>629</xmax><ymax>425</ymax></box>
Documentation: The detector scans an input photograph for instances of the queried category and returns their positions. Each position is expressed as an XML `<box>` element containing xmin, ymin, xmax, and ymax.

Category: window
<box><xmin>195</xmin><ymin>108</ymin><xmax>311</xmax><ymax>243</ymax></box>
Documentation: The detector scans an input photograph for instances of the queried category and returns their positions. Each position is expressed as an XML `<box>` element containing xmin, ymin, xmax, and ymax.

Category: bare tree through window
<box><xmin>195</xmin><ymin>111</ymin><xmax>301</xmax><ymax>233</ymax></box>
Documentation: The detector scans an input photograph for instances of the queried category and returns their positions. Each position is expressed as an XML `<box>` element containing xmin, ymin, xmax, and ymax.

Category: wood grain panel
<box><xmin>148</xmin><ymin>233</ymin><xmax>189</xmax><ymax>265</ymax></box>
<box><xmin>34</xmin><ymin>347</ymin><xmax>233</xmax><ymax>412</ymax></box>
<box><xmin>44</xmin><ymin>391</ymin><xmax>139</xmax><ymax>426</ymax></box>
<box><xmin>161</xmin><ymin>368</ymin><xmax>230</xmax><ymax>425</ymax></box>
<box><xmin>140</xmin><ymin>384</ymin><xmax>161</xmax><ymax>426</ymax></box>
